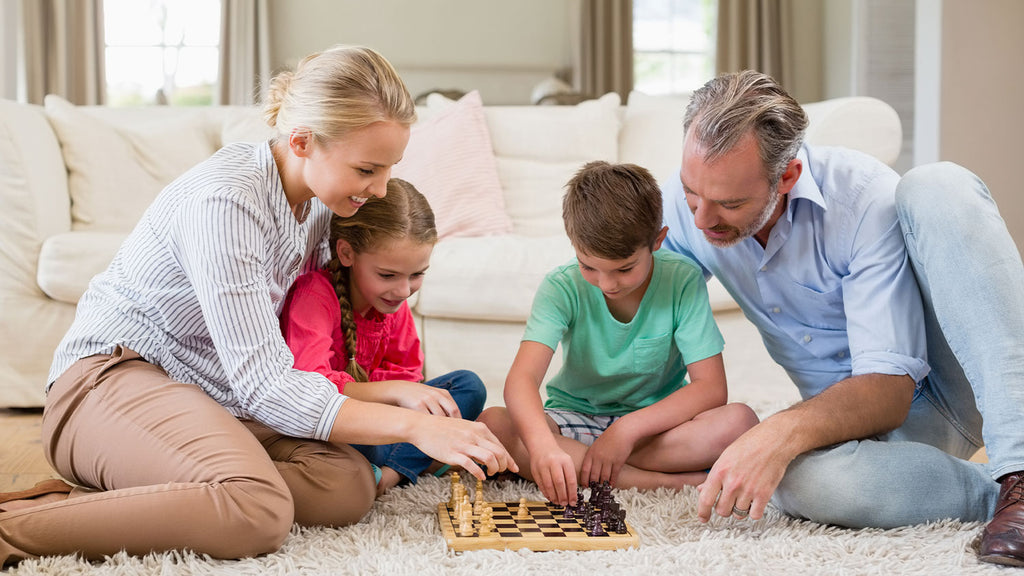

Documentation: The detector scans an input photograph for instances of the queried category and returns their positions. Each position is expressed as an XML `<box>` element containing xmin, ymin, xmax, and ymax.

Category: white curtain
<box><xmin>218</xmin><ymin>0</ymin><xmax>271</xmax><ymax>105</ymax></box>
<box><xmin>19</xmin><ymin>0</ymin><xmax>106</xmax><ymax>105</ymax></box>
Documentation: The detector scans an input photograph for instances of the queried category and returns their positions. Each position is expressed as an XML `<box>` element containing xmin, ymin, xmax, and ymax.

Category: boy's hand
<box><xmin>580</xmin><ymin>423</ymin><xmax>634</xmax><ymax>486</ymax></box>
<box><xmin>530</xmin><ymin>446</ymin><xmax>578</xmax><ymax>506</ymax></box>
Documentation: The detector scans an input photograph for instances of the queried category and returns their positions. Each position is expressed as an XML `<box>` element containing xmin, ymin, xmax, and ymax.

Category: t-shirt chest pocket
<box><xmin>633</xmin><ymin>333</ymin><xmax>672</xmax><ymax>374</ymax></box>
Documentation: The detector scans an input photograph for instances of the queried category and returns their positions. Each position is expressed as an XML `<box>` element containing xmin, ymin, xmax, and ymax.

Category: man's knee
<box><xmin>773</xmin><ymin>445</ymin><xmax>896</xmax><ymax>529</ymax></box>
<box><xmin>896</xmin><ymin>162</ymin><xmax>988</xmax><ymax>223</ymax></box>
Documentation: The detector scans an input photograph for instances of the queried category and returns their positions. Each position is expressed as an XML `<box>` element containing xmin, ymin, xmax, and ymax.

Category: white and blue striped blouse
<box><xmin>48</xmin><ymin>141</ymin><xmax>346</xmax><ymax>440</ymax></box>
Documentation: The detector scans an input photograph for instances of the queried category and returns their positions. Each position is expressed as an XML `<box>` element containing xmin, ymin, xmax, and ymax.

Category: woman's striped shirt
<box><xmin>48</xmin><ymin>141</ymin><xmax>345</xmax><ymax>440</ymax></box>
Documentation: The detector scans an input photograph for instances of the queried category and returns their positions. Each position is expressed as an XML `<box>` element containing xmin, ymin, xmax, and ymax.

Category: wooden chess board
<box><xmin>437</xmin><ymin>500</ymin><xmax>640</xmax><ymax>551</ymax></box>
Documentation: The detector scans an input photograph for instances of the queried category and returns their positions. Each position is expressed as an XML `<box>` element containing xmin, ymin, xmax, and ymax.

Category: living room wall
<box><xmin>937</xmin><ymin>0</ymin><xmax>1024</xmax><ymax>253</ymax></box>
<box><xmin>265</xmin><ymin>0</ymin><xmax>576</xmax><ymax>105</ymax></box>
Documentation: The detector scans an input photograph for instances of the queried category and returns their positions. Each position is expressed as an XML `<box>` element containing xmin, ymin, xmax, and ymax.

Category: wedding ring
<box><xmin>732</xmin><ymin>505</ymin><xmax>750</xmax><ymax>518</ymax></box>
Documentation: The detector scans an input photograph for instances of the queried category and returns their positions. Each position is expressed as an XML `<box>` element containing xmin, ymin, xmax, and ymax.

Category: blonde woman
<box><xmin>0</xmin><ymin>46</ymin><xmax>514</xmax><ymax>566</ymax></box>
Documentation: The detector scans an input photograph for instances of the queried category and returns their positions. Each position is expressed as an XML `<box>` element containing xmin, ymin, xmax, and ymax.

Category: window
<box><xmin>633</xmin><ymin>0</ymin><xmax>716</xmax><ymax>95</ymax></box>
<box><xmin>104</xmin><ymin>0</ymin><xmax>220</xmax><ymax>106</ymax></box>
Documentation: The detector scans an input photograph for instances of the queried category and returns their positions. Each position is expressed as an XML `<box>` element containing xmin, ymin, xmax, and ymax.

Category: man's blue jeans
<box><xmin>772</xmin><ymin>162</ymin><xmax>1024</xmax><ymax>528</ymax></box>
<box><xmin>352</xmin><ymin>370</ymin><xmax>486</xmax><ymax>484</ymax></box>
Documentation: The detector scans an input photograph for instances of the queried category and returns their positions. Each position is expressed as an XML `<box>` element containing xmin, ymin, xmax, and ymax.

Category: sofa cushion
<box><xmin>484</xmin><ymin>93</ymin><xmax>621</xmax><ymax>237</ymax></box>
<box><xmin>415</xmin><ymin>234</ymin><xmax>576</xmax><ymax>322</ymax></box>
<box><xmin>37</xmin><ymin>231</ymin><xmax>127</xmax><ymax>304</ymax></box>
<box><xmin>618</xmin><ymin>90</ymin><xmax>690</xmax><ymax>186</ymax></box>
<box><xmin>220</xmin><ymin>106</ymin><xmax>276</xmax><ymax>144</ymax></box>
<box><xmin>43</xmin><ymin>95</ymin><xmax>218</xmax><ymax>232</ymax></box>
<box><xmin>391</xmin><ymin>91</ymin><xmax>512</xmax><ymax>240</ymax></box>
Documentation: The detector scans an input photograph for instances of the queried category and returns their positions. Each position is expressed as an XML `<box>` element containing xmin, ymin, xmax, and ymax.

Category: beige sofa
<box><xmin>0</xmin><ymin>91</ymin><xmax>901</xmax><ymax>407</ymax></box>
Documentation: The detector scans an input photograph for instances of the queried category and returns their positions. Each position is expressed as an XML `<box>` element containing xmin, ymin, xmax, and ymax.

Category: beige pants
<box><xmin>0</xmin><ymin>347</ymin><xmax>375</xmax><ymax>564</ymax></box>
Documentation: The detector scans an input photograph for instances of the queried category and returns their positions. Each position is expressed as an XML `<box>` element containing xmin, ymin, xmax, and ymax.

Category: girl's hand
<box><xmin>409</xmin><ymin>416</ymin><xmax>518</xmax><ymax>481</ymax></box>
<box><xmin>389</xmin><ymin>381</ymin><xmax>460</xmax><ymax>418</ymax></box>
<box><xmin>351</xmin><ymin>380</ymin><xmax>460</xmax><ymax>418</ymax></box>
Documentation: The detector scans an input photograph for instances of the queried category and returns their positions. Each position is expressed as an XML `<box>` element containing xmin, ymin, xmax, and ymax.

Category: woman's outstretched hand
<box><xmin>409</xmin><ymin>416</ymin><xmax>518</xmax><ymax>481</ymax></box>
<box><xmin>330</xmin><ymin>398</ymin><xmax>517</xmax><ymax>481</ymax></box>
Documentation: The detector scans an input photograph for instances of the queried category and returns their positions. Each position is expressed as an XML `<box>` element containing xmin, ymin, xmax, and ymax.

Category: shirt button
<box><xmin>803</xmin><ymin>334</ymin><xmax>812</xmax><ymax>343</ymax></box>
<box><xmin>772</xmin><ymin>307</ymin><xmax>781</xmax><ymax>314</ymax></box>
<box><xmin>760</xmin><ymin>266</ymin><xmax>767</xmax><ymax>272</ymax></box>
<box><xmin>837</xmin><ymin>351</ymin><xmax>846</xmax><ymax>358</ymax></box>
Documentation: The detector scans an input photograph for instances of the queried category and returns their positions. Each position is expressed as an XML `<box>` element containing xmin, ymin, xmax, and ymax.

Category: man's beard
<box><xmin>704</xmin><ymin>187</ymin><xmax>783</xmax><ymax>248</ymax></box>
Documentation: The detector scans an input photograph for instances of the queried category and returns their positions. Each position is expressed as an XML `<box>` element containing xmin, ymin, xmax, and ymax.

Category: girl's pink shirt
<box><xmin>280</xmin><ymin>269</ymin><xmax>424</xmax><ymax>393</ymax></box>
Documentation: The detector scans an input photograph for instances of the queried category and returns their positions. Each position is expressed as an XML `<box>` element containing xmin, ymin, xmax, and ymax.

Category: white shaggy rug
<box><xmin>3</xmin><ymin>474</ymin><xmax>1006</xmax><ymax>576</ymax></box>
<box><xmin>6</xmin><ymin>313</ymin><xmax>1007</xmax><ymax>575</ymax></box>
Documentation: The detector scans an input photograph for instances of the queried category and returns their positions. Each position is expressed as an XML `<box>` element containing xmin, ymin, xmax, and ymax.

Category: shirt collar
<box><xmin>785</xmin><ymin>145</ymin><xmax>826</xmax><ymax>222</ymax></box>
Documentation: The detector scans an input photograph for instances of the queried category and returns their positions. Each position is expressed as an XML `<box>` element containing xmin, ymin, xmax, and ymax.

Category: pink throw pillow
<box><xmin>391</xmin><ymin>91</ymin><xmax>512</xmax><ymax>240</ymax></box>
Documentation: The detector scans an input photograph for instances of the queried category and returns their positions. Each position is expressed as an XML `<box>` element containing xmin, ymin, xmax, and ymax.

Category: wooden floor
<box><xmin>0</xmin><ymin>408</ymin><xmax>59</xmax><ymax>493</ymax></box>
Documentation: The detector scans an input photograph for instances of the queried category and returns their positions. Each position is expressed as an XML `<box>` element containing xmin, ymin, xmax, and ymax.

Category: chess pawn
<box><xmin>517</xmin><ymin>497</ymin><xmax>529</xmax><ymax>519</ymax></box>
<box><xmin>473</xmin><ymin>483</ymin><xmax>484</xmax><ymax>514</ymax></box>
<box><xmin>459</xmin><ymin>518</ymin><xmax>474</xmax><ymax>537</ymax></box>
<box><xmin>449</xmin><ymin>473</ymin><xmax>462</xmax><ymax>508</ymax></box>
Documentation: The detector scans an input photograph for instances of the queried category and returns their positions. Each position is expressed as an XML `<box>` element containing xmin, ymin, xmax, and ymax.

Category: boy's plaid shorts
<box><xmin>545</xmin><ymin>408</ymin><xmax>620</xmax><ymax>446</ymax></box>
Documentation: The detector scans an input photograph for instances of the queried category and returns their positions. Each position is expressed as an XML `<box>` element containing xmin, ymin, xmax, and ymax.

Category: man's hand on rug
<box><xmin>696</xmin><ymin>421</ymin><xmax>793</xmax><ymax>522</ymax></box>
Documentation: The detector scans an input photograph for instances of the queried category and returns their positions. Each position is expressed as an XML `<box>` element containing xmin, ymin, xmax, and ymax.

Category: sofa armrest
<box><xmin>0</xmin><ymin>99</ymin><xmax>71</xmax><ymax>298</ymax></box>
<box><xmin>802</xmin><ymin>96</ymin><xmax>903</xmax><ymax>167</ymax></box>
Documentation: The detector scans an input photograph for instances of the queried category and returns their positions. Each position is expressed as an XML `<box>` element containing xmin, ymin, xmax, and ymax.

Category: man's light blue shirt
<box><xmin>662</xmin><ymin>145</ymin><xmax>930</xmax><ymax>400</ymax></box>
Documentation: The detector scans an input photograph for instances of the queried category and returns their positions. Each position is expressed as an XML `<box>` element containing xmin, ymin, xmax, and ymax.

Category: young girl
<box><xmin>0</xmin><ymin>46</ymin><xmax>514</xmax><ymax>567</ymax></box>
<box><xmin>281</xmin><ymin>178</ymin><xmax>486</xmax><ymax>495</ymax></box>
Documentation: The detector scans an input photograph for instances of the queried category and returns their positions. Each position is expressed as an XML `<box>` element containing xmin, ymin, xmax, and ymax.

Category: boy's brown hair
<box><xmin>562</xmin><ymin>161</ymin><xmax>663</xmax><ymax>259</ymax></box>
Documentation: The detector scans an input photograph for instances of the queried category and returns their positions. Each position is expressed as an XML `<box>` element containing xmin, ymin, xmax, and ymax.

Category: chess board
<box><xmin>436</xmin><ymin>500</ymin><xmax>640</xmax><ymax>551</ymax></box>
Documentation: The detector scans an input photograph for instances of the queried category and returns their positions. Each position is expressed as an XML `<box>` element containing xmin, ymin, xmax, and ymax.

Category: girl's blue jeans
<box><xmin>352</xmin><ymin>370</ymin><xmax>486</xmax><ymax>484</ymax></box>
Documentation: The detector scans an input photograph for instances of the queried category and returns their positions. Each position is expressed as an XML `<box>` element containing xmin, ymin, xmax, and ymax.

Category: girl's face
<box><xmin>338</xmin><ymin>237</ymin><xmax>434</xmax><ymax>316</ymax></box>
<box><xmin>291</xmin><ymin>120</ymin><xmax>410</xmax><ymax>217</ymax></box>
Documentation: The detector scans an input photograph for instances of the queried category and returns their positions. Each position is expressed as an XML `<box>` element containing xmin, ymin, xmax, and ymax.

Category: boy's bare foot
<box><xmin>376</xmin><ymin>466</ymin><xmax>402</xmax><ymax>497</ymax></box>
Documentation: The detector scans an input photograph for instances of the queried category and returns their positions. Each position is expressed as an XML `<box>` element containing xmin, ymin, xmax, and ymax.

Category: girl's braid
<box><xmin>326</xmin><ymin>257</ymin><xmax>369</xmax><ymax>382</ymax></box>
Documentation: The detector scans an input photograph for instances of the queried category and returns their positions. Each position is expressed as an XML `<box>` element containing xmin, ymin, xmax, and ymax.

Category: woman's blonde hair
<box><xmin>263</xmin><ymin>45</ymin><xmax>416</xmax><ymax>143</ymax></box>
<box><xmin>325</xmin><ymin>178</ymin><xmax>436</xmax><ymax>381</ymax></box>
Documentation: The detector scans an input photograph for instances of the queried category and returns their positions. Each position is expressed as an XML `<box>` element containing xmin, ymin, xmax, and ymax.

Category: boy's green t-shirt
<box><xmin>523</xmin><ymin>249</ymin><xmax>724</xmax><ymax>416</ymax></box>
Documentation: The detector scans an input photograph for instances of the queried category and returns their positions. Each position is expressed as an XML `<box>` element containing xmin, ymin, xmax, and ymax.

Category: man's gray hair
<box><xmin>683</xmin><ymin>71</ymin><xmax>808</xmax><ymax>184</ymax></box>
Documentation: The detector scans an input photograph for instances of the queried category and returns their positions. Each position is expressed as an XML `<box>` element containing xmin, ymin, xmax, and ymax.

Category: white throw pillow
<box><xmin>484</xmin><ymin>92</ymin><xmax>621</xmax><ymax>237</ymax></box>
<box><xmin>618</xmin><ymin>90</ymin><xmax>690</xmax><ymax>186</ymax></box>
<box><xmin>43</xmin><ymin>95</ymin><xmax>217</xmax><ymax>232</ymax></box>
<box><xmin>391</xmin><ymin>90</ymin><xmax>512</xmax><ymax>240</ymax></box>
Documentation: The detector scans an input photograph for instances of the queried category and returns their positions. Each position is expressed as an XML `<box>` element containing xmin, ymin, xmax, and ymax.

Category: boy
<box><xmin>479</xmin><ymin>161</ymin><xmax>758</xmax><ymax>507</ymax></box>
